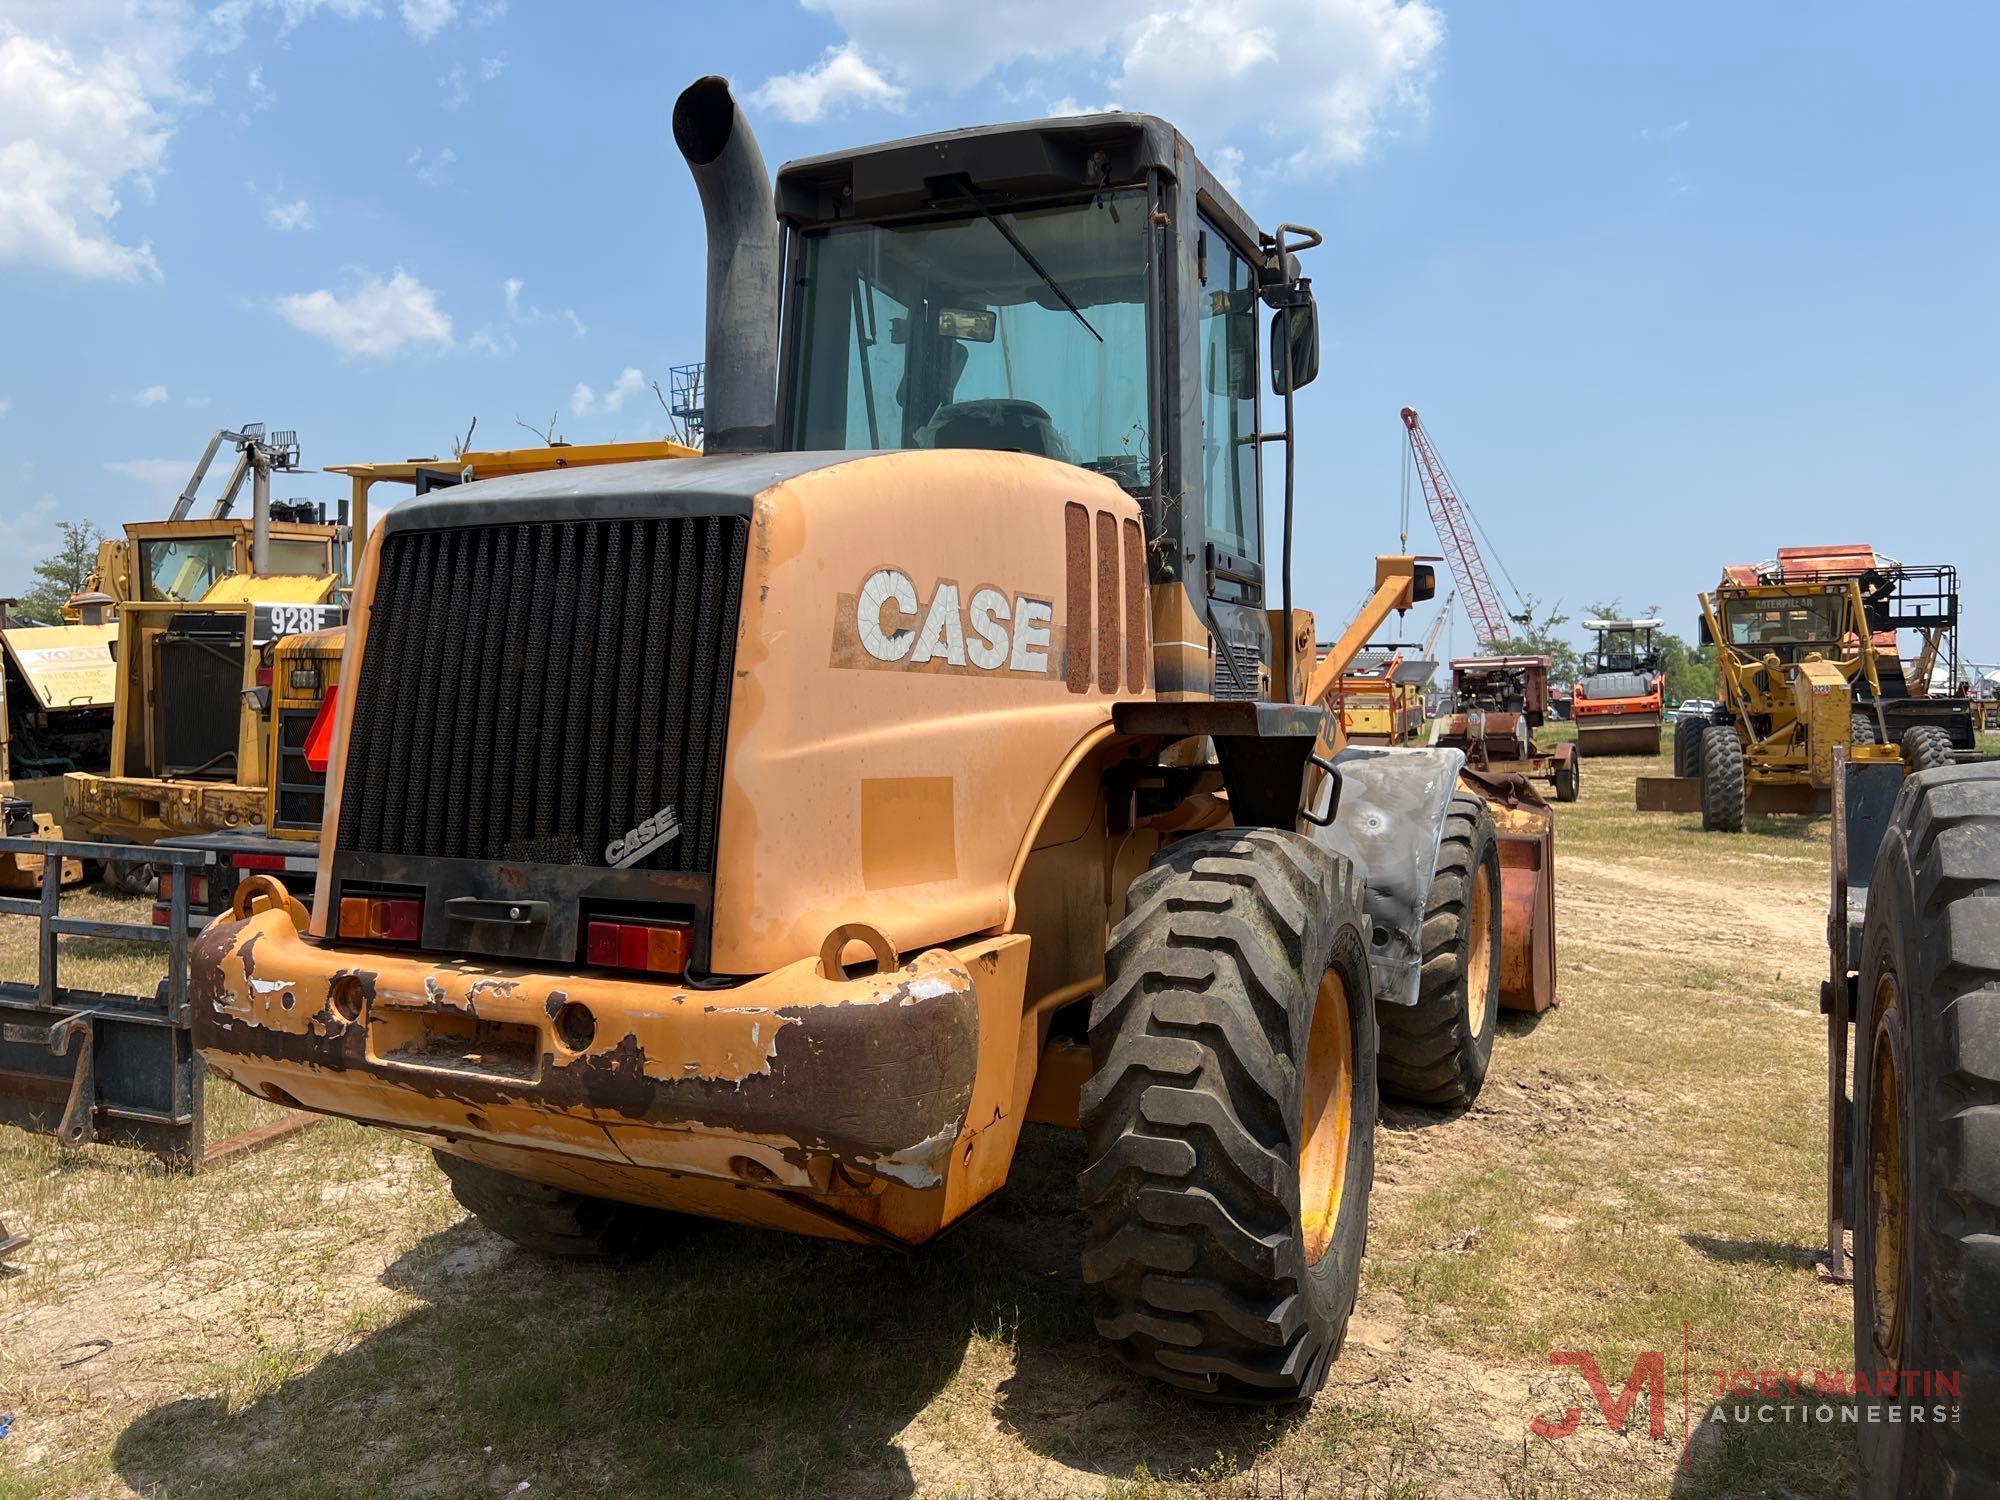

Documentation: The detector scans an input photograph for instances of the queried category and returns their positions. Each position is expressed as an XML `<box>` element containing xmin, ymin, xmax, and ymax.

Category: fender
<box><xmin>1306</xmin><ymin>745</ymin><xmax>1467</xmax><ymax>1008</ymax></box>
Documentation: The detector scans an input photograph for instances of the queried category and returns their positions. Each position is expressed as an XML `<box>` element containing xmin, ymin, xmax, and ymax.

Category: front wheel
<box><xmin>1852</xmin><ymin>764</ymin><xmax>2000</xmax><ymax>1495</ymax></box>
<box><xmin>1700</xmin><ymin>727</ymin><xmax>1745</xmax><ymax>833</ymax></box>
<box><xmin>1899</xmin><ymin>725</ymin><xmax>1954</xmax><ymax>773</ymax></box>
<box><xmin>1674</xmin><ymin>715</ymin><xmax>1708</xmax><ymax>779</ymax></box>
<box><xmin>1079</xmin><ymin>828</ymin><xmax>1376</xmax><ymax>1404</ymax></box>
<box><xmin>1377</xmin><ymin>794</ymin><xmax>1501</xmax><ymax>1108</ymax></box>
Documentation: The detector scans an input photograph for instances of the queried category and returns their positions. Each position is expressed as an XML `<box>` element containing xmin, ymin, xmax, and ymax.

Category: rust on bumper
<box><xmin>191</xmin><ymin>889</ymin><xmax>1033</xmax><ymax>1245</ymax></box>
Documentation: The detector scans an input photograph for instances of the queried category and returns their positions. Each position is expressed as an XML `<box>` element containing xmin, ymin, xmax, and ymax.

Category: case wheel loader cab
<box><xmin>188</xmin><ymin>75</ymin><xmax>1549</xmax><ymax>1408</ymax></box>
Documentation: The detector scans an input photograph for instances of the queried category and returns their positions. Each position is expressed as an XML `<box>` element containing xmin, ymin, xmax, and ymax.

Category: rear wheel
<box><xmin>1699</xmin><ymin>727</ymin><xmax>1745</xmax><ymax>832</ymax></box>
<box><xmin>1852</xmin><ymin>764</ymin><xmax>2000</xmax><ymax>1495</ymax></box>
<box><xmin>1899</xmin><ymin>725</ymin><xmax>1955</xmax><ymax>773</ymax></box>
<box><xmin>1674</xmin><ymin>715</ymin><xmax>1707</xmax><ymax>779</ymax></box>
<box><xmin>1080</xmin><ymin>828</ymin><xmax>1376</xmax><ymax>1404</ymax></box>
<box><xmin>1377</xmin><ymin>794</ymin><xmax>1501</xmax><ymax>1109</ymax></box>
<box><xmin>1552</xmin><ymin>754</ymin><xmax>1580</xmax><ymax>804</ymax></box>
<box><xmin>435</xmin><ymin>1152</ymin><xmax>671</xmax><ymax>1261</ymax></box>
<box><xmin>1851</xmin><ymin>714</ymin><xmax>1880</xmax><ymax>746</ymax></box>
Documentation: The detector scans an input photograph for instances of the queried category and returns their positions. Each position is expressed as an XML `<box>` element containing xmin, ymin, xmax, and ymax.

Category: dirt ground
<box><xmin>0</xmin><ymin>739</ymin><xmax>1879</xmax><ymax>1498</ymax></box>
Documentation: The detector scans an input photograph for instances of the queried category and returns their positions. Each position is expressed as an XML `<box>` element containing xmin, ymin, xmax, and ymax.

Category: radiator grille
<box><xmin>158</xmin><ymin>620</ymin><xmax>244</xmax><ymax>778</ymax></box>
<box><xmin>336</xmin><ymin>515</ymin><xmax>747</xmax><ymax>872</ymax></box>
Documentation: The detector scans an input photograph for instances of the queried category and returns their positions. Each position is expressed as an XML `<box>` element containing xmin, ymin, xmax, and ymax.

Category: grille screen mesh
<box><xmin>335</xmin><ymin>516</ymin><xmax>747</xmax><ymax>871</ymax></box>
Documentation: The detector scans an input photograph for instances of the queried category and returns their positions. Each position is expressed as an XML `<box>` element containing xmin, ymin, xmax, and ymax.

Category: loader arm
<box><xmin>1304</xmin><ymin>556</ymin><xmax>1428</xmax><ymax>708</ymax></box>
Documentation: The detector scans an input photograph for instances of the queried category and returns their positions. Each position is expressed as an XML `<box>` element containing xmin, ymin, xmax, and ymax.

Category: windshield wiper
<box><xmin>946</xmin><ymin>179</ymin><xmax>1101</xmax><ymax>343</ymax></box>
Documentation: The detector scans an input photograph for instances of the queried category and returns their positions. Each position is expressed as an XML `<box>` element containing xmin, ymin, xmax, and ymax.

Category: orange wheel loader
<box><xmin>190</xmin><ymin>79</ymin><xmax>1554</xmax><ymax>1404</ymax></box>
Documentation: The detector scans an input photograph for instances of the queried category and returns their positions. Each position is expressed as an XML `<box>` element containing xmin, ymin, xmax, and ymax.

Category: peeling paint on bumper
<box><xmin>191</xmin><ymin>900</ymin><xmax>1033</xmax><ymax>1244</ymax></box>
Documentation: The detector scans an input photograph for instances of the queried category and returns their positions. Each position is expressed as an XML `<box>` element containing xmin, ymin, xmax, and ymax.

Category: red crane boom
<box><xmin>1400</xmin><ymin>406</ymin><xmax>1511</xmax><ymax>650</ymax></box>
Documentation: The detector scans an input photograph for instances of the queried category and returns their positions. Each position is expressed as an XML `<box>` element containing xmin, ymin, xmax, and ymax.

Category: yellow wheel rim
<box><xmin>1867</xmin><ymin>970</ymin><xmax>1906</xmax><ymax>1367</ymax></box>
<box><xmin>1298</xmin><ymin>969</ymin><xmax>1354</xmax><ymax>1267</ymax></box>
<box><xmin>1466</xmin><ymin>866</ymin><xmax>1494</xmax><ymax>1034</ymax></box>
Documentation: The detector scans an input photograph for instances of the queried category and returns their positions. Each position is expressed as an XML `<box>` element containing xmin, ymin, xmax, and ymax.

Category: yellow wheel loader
<box><xmin>1824</xmin><ymin>754</ymin><xmax>2000</xmax><ymax>1492</ymax></box>
<box><xmin>190</xmin><ymin>79</ymin><xmax>1554</xmax><ymax>1404</ymax></box>
<box><xmin>61</xmin><ymin>428</ymin><xmax>351</xmax><ymax>883</ymax></box>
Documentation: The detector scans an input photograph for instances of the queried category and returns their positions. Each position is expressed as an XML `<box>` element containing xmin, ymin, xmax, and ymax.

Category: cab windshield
<box><xmin>787</xmin><ymin>190</ymin><xmax>1153</xmax><ymax>489</ymax></box>
<box><xmin>139</xmin><ymin>536</ymin><xmax>233</xmax><ymax>602</ymax></box>
<box><xmin>1723</xmin><ymin>594</ymin><xmax>1845</xmax><ymax>652</ymax></box>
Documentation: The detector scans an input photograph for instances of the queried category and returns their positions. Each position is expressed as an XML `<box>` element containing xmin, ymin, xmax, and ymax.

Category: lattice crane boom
<box><xmin>1400</xmin><ymin>407</ymin><xmax>1511</xmax><ymax>650</ymax></box>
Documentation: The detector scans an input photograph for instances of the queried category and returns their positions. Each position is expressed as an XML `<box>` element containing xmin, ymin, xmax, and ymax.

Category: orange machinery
<box><xmin>1572</xmin><ymin>617</ymin><xmax>1665</xmax><ymax>757</ymax></box>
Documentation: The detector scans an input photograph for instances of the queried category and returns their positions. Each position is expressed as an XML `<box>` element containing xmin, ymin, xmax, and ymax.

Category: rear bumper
<box><xmin>65</xmin><ymin>773</ymin><xmax>263</xmax><ymax>843</ymax></box>
<box><xmin>190</xmin><ymin>894</ymin><xmax>1031</xmax><ymax>1244</ymax></box>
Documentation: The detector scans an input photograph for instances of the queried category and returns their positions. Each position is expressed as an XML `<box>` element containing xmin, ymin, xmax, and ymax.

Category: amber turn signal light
<box><xmin>338</xmin><ymin>896</ymin><xmax>421</xmax><ymax>943</ymax></box>
<box><xmin>585</xmin><ymin>919</ymin><xmax>691</xmax><ymax>975</ymax></box>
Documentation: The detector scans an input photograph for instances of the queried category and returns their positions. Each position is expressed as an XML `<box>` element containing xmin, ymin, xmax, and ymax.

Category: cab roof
<box><xmin>776</xmin><ymin>110</ymin><xmax>1268</xmax><ymax>257</ymax></box>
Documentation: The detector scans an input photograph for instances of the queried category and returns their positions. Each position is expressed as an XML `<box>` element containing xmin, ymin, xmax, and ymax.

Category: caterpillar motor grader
<box><xmin>1571</xmin><ymin>617</ymin><xmax>1664</xmax><ymax>757</ymax></box>
<box><xmin>1639</xmin><ymin>565</ymin><xmax>1957</xmax><ymax>830</ymax></box>
<box><xmin>190</xmin><ymin>79</ymin><xmax>1554</xmax><ymax>1404</ymax></box>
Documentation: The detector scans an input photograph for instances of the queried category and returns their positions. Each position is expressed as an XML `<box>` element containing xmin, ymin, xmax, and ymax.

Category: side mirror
<box><xmin>1270</xmin><ymin>295</ymin><xmax>1320</xmax><ymax>394</ymax></box>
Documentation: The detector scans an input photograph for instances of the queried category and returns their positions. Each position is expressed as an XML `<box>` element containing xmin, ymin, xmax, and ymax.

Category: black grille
<box><xmin>335</xmin><ymin>516</ymin><xmax>748</xmax><ymax>872</ymax></box>
<box><xmin>158</xmin><ymin>617</ymin><xmax>245</xmax><ymax>778</ymax></box>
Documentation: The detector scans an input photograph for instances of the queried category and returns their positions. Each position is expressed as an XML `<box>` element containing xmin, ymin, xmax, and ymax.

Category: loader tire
<box><xmin>1851</xmin><ymin>715</ymin><xmax>1880</xmax><ymax>746</ymax></box>
<box><xmin>1699</xmin><ymin>727</ymin><xmax>1745</xmax><ymax>832</ymax></box>
<box><xmin>435</xmin><ymin>1151</ymin><xmax>669</xmax><ymax>1261</ymax></box>
<box><xmin>1673</xmin><ymin>714</ymin><xmax>1708</xmax><ymax>779</ymax></box>
<box><xmin>1376</xmin><ymin>794</ymin><xmax>1501</xmax><ymax>1109</ymax></box>
<box><xmin>1852</xmin><ymin>763</ymin><xmax>2000</xmax><ymax>1497</ymax></box>
<box><xmin>101</xmin><ymin>859</ymin><xmax>158</xmax><ymax>898</ymax></box>
<box><xmin>1080</xmin><ymin>828</ymin><xmax>1376</xmax><ymax>1405</ymax></box>
<box><xmin>1900</xmin><ymin>725</ymin><xmax>1955</xmax><ymax>773</ymax></box>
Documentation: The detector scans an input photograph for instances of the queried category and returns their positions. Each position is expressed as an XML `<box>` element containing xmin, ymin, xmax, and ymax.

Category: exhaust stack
<box><xmin>673</xmin><ymin>76</ymin><xmax>780</xmax><ymax>453</ymax></box>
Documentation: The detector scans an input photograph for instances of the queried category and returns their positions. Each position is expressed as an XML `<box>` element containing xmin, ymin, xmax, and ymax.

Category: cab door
<box><xmin>1196</xmin><ymin>220</ymin><xmax>1267</xmax><ymax>699</ymax></box>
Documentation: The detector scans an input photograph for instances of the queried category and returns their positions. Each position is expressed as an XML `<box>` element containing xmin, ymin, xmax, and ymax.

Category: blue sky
<box><xmin>3</xmin><ymin>0</ymin><xmax>1995</xmax><ymax>671</ymax></box>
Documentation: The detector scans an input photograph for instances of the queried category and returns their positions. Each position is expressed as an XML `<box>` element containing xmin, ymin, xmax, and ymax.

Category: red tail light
<box><xmin>159</xmin><ymin>870</ymin><xmax>209</xmax><ymax>908</ymax></box>
<box><xmin>302</xmin><ymin>685</ymin><xmax>339</xmax><ymax>774</ymax></box>
<box><xmin>585</xmin><ymin>919</ymin><xmax>691</xmax><ymax>975</ymax></box>
<box><xmin>338</xmin><ymin>896</ymin><xmax>421</xmax><ymax>943</ymax></box>
<box><xmin>233</xmin><ymin>853</ymin><xmax>285</xmax><ymax>872</ymax></box>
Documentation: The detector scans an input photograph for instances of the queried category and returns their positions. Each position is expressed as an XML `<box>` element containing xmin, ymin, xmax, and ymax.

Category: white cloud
<box><xmin>571</xmin><ymin>367</ymin><xmax>644</xmax><ymax>416</ymax></box>
<box><xmin>274</xmin><ymin>267</ymin><xmax>454</xmax><ymax>357</ymax></box>
<box><xmin>440</xmin><ymin>63</ymin><xmax>470</xmax><ymax>108</ymax></box>
<box><xmin>764</xmin><ymin>0</ymin><xmax>1443</xmax><ymax>174</ymax></box>
<box><xmin>104</xmin><ymin>457</ymin><xmax>194</xmax><ymax>490</ymax></box>
<box><xmin>266</xmin><ymin>197</ymin><xmax>314</xmax><ymax>230</ymax></box>
<box><xmin>479</xmin><ymin>55</ymin><xmax>504</xmax><ymax>81</ymax></box>
<box><xmin>750</xmin><ymin>44</ymin><xmax>907</xmax><ymax>123</ymax></box>
<box><xmin>401</xmin><ymin>0</ymin><xmax>458</xmax><ymax>41</ymax></box>
<box><xmin>564</xmin><ymin>308</ymin><xmax>587</xmax><ymax>339</ymax></box>
<box><xmin>1641</xmin><ymin>119</ymin><xmax>1691</xmax><ymax>142</ymax></box>
<box><xmin>0</xmin><ymin>398</ymin><xmax>11</xmax><ymax>415</ymax></box>
<box><xmin>469</xmin><ymin>0</ymin><xmax>507</xmax><ymax>23</ymax></box>
<box><xmin>133</xmin><ymin>383</ymin><xmax>168</xmax><ymax>406</ymax></box>
<box><xmin>0</xmin><ymin>29</ymin><xmax>171</xmax><ymax>281</ymax></box>
<box><xmin>408</xmin><ymin>145</ymin><xmax>455</xmax><ymax>186</ymax></box>
<box><xmin>1</xmin><ymin>1</ymin><xmax>434</xmax><ymax>285</ymax></box>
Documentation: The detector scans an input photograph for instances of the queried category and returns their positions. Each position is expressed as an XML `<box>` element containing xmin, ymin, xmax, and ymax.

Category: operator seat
<box><xmin>916</xmin><ymin>399</ymin><xmax>1075</xmax><ymax>462</ymax></box>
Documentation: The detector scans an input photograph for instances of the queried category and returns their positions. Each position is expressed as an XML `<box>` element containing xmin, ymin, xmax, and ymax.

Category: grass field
<box><xmin>0</xmin><ymin>733</ymin><xmax>1951</xmax><ymax>1497</ymax></box>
